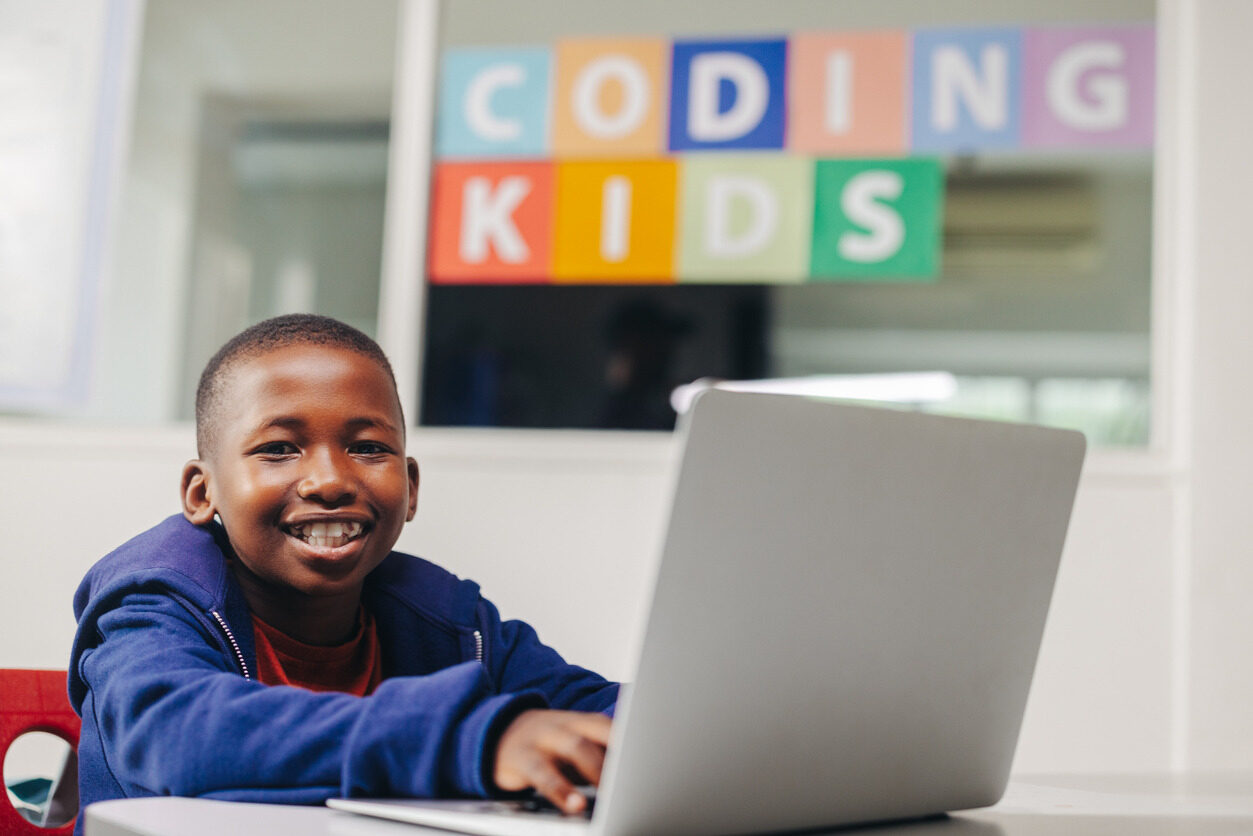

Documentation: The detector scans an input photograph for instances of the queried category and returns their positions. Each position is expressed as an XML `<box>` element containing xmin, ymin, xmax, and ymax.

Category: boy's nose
<box><xmin>297</xmin><ymin>450</ymin><xmax>357</xmax><ymax>505</ymax></box>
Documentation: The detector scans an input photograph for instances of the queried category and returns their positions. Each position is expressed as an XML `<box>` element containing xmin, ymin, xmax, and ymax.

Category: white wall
<box><xmin>2</xmin><ymin>0</ymin><xmax>1252</xmax><ymax>780</ymax></box>
<box><xmin>1179</xmin><ymin>0</ymin><xmax>1253</xmax><ymax>771</ymax></box>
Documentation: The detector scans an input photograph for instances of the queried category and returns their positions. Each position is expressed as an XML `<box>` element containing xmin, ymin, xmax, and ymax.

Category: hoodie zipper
<box><xmin>473</xmin><ymin>629</ymin><xmax>484</xmax><ymax>664</ymax></box>
<box><xmin>211</xmin><ymin>610</ymin><xmax>252</xmax><ymax>680</ymax></box>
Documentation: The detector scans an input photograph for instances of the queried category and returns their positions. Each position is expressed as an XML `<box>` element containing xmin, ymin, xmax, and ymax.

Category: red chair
<box><xmin>1</xmin><ymin>670</ymin><xmax>79</xmax><ymax>835</ymax></box>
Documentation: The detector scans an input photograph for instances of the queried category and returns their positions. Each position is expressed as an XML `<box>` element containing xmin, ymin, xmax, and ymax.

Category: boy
<box><xmin>68</xmin><ymin>314</ymin><xmax>617</xmax><ymax>833</ymax></box>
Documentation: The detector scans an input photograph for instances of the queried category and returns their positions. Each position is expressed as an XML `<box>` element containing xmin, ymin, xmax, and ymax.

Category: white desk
<box><xmin>84</xmin><ymin>773</ymin><xmax>1253</xmax><ymax>836</ymax></box>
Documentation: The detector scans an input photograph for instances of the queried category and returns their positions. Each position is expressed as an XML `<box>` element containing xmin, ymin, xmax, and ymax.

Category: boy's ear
<box><xmin>405</xmin><ymin>456</ymin><xmax>420</xmax><ymax>522</ymax></box>
<box><xmin>181</xmin><ymin>459</ymin><xmax>217</xmax><ymax>525</ymax></box>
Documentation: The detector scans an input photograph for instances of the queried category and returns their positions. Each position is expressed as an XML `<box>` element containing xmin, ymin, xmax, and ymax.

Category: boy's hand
<box><xmin>493</xmin><ymin>709</ymin><xmax>612</xmax><ymax>815</ymax></box>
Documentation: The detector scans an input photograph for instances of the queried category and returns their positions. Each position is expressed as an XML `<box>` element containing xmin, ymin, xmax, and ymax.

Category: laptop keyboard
<box><xmin>516</xmin><ymin>789</ymin><xmax>597</xmax><ymax>820</ymax></box>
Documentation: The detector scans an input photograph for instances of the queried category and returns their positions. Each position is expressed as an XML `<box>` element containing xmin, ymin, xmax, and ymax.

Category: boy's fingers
<box><xmin>492</xmin><ymin>710</ymin><xmax>613</xmax><ymax>803</ymax></box>
<box><xmin>529</xmin><ymin>761</ymin><xmax>584</xmax><ymax>814</ymax></box>
<box><xmin>549</xmin><ymin>729</ymin><xmax>606</xmax><ymax>786</ymax></box>
<box><xmin>563</xmin><ymin>712</ymin><xmax>613</xmax><ymax>746</ymax></box>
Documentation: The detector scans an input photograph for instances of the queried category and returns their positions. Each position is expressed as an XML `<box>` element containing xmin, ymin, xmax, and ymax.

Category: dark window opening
<box><xmin>420</xmin><ymin>284</ymin><xmax>769</xmax><ymax>430</ymax></box>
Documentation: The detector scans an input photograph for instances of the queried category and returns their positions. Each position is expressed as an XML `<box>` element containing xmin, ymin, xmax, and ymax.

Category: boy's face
<box><xmin>181</xmin><ymin>344</ymin><xmax>418</xmax><ymax>602</ymax></box>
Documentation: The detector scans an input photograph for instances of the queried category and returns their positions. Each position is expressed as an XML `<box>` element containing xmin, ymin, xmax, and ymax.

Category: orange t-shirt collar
<box><xmin>251</xmin><ymin>607</ymin><xmax>383</xmax><ymax>696</ymax></box>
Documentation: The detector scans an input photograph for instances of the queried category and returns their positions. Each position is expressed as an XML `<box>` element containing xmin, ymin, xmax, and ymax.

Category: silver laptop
<box><xmin>329</xmin><ymin>390</ymin><xmax>1086</xmax><ymax>836</ymax></box>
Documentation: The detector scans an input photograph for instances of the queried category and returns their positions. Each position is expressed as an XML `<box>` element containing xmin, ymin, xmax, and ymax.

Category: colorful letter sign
<box><xmin>788</xmin><ymin>31</ymin><xmax>909</xmax><ymax>155</ymax></box>
<box><xmin>428</xmin><ymin>162</ymin><xmax>554</xmax><ymax>283</ymax></box>
<box><xmin>911</xmin><ymin>28</ymin><xmax>1023</xmax><ymax>152</ymax></box>
<box><xmin>678</xmin><ymin>156</ymin><xmax>813</xmax><ymax>282</ymax></box>
<box><xmin>1022</xmin><ymin>25</ymin><xmax>1155</xmax><ymax>148</ymax></box>
<box><xmin>553</xmin><ymin>161</ymin><xmax>678</xmax><ymax>282</ymax></box>
<box><xmin>668</xmin><ymin>38</ymin><xmax>788</xmax><ymax>152</ymax></box>
<box><xmin>428</xmin><ymin>22</ymin><xmax>1153</xmax><ymax>285</ymax></box>
<box><xmin>436</xmin><ymin>48</ymin><xmax>551</xmax><ymax>158</ymax></box>
<box><xmin>811</xmin><ymin>159</ymin><xmax>945</xmax><ymax>280</ymax></box>
<box><xmin>552</xmin><ymin>38</ymin><xmax>668</xmax><ymax>157</ymax></box>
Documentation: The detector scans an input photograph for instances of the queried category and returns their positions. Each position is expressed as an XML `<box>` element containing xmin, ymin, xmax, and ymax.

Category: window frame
<box><xmin>377</xmin><ymin>0</ymin><xmax>1180</xmax><ymax>474</ymax></box>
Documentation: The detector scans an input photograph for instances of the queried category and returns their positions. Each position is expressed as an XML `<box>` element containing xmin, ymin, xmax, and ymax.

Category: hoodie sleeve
<box><xmin>476</xmin><ymin>597</ymin><xmax>620</xmax><ymax>716</ymax></box>
<box><xmin>76</xmin><ymin>591</ymin><xmax>545</xmax><ymax>803</ymax></box>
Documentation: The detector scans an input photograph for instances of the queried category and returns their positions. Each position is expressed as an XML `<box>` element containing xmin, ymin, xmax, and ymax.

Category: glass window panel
<box><xmin>176</xmin><ymin>107</ymin><xmax>391</xmax><ymax>417</ymax></box>
<box><xmin>423</xmin><ymin>0</ymin><xmax>1155</xmax><ymax>446</ymax></box>
<box><xmin>1035</xmin><ymin>377</ymin><xmax>1151</xmax><ymax>446</ymax></box>
<box><xmin>96</xmin><ymin>0</ymin><xmax>398</xmax><ymax>423</ymax></box>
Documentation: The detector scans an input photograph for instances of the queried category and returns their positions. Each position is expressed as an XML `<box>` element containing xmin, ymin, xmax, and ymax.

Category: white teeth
<box><xmin>289</xmin><ymin>521</ymin><xmax>364</xmax><ymax>548</ymax></box>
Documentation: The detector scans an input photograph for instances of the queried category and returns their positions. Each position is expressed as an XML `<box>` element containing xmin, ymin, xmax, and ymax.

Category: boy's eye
<box><xmin>350</xmin><ymin>441</ymin><xmax>392</xmax><ymax>456</ymax></box>
<box><xmin>253</xmin><ymin>441</ymin><xmax>298</xmax><ymax>457</ymax></box>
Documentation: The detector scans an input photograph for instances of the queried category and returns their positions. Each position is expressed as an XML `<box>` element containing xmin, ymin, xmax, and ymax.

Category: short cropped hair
<box><xmin>195</xmin><ymin>314</ymin><xmax>400</xmax><ymax>458</ymax></box>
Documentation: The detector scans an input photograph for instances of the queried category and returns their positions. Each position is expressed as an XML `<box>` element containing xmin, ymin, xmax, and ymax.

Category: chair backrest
<box><xmin>0</xmin><ymin>670</ymin><xmax>79</xmax><ymax>836</ymax></box>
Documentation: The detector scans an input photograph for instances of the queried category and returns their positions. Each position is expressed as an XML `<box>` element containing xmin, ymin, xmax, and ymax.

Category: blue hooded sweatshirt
<box><xmin>68</xmin><ymin>515</ymin><xmax>619</xmax><ymax>832</ymax></box>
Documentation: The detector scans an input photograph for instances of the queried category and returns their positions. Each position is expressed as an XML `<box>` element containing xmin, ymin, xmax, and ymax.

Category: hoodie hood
<box><xmin>69</xmin><ymin>514</ymin><xmax>483</xmax><ymax>710</ymax></box>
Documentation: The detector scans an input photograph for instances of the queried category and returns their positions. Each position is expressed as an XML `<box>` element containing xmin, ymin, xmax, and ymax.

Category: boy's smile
<box><xmin>181</xmin><ymin>343</ymin><xmax>418</xmax><ymax>643</ymax></box>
